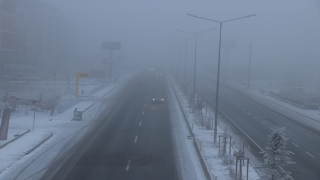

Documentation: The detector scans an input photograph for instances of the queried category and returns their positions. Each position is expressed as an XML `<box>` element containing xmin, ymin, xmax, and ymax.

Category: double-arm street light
<box><xmin>172</xmin><ymin>36</ymin><xmax>194</xmax><ymax>84</ymax></box>
<box><xmin>187</xmin><ymin>13</ymin><xmax>256</xmax><ymax>144</ymax></box>
<box><xmin>176</xmin><ymin>28</ymin><xmax>217</xmax><ymax>106</ymax></box>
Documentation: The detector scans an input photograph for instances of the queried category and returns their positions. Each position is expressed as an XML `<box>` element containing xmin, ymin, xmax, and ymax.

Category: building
<box><xmin>15</xmin><ymin>0</ymin><xmax>59</xmax><ymax>72</ymax></box>
<box><xmin>0</xmin><ymin>0</ymin><xmax>16</xmax><ymax>77</ymax></box>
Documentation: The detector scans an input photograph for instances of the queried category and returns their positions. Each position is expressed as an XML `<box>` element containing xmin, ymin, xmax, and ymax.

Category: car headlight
<box><xmin>162</xmin><ymin>99</ymin><xmax>164</xmax><ymax>101</ymax></box>
<box><xmin>153</xmin><ymin>99</ymin><xmax>155</xmax><ymax>100</ymax></box>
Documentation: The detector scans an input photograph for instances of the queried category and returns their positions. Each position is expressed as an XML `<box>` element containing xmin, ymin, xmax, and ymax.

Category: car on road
<box><xmin>152</xmin><ymin>98</ymin><xmax>165</xmax><ymax>104</ymax></box>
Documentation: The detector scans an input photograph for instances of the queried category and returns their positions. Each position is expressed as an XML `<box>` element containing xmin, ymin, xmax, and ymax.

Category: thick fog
<box><xmin>46</xmin><ymin>0</ymin><xmax>320</xmax><ymax>89</ymax></box>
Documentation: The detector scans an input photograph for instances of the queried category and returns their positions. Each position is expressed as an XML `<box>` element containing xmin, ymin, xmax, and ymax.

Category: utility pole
<box><xmin>247</xmin><ymin>43</ymin><xmax>252</xmax><ymax>89</ymax></box>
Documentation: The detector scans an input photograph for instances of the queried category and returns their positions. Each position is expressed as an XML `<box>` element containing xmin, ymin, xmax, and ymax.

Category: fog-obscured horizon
<box><xmin>44</xmin><ymin>0</ymin><xmax>319</xmax><ymax>89</ymax></box>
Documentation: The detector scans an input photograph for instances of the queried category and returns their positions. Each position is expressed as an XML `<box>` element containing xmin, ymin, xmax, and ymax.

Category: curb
<box><xmin>0</xmin><ymin>129</ymin><xmax>31</xmax><ymax>149</ymax></box>
<box><xmin>25</xmin><ymin>132</ymin><xmax>53</xmax><ymax>155</ymax></box>
<box><xmin>167</xmin><ymin>75</ymin><xmax>213</xmax><ymax>180</ymax></box>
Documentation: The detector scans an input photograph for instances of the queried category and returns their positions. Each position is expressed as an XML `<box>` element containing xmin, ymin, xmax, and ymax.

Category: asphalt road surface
<box><xmin>47</xmin><ymin>70</ymin><xmax>178</xmax><ymax>180</ymax></box>
<box><xmin>196</xmin><ymin>73</ymin><xmax>320</xmax><ymax>180</ymax></box>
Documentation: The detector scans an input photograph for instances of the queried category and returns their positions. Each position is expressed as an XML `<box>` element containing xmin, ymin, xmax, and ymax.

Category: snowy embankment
<box><xmin>0</xmin><ymin>72</ymin><xmax>134</xmax><ymax>180</ymax></box>
<box><xmin>168</xmin><ymin>75</ymin><xmax>261</xmax><ymax>180</ymax></box>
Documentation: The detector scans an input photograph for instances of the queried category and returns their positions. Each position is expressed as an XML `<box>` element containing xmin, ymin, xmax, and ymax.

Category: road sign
<box><xmin>102</xmin><ymin>42</ymin><xmax>121</xmax><ymax>50</ymax></box>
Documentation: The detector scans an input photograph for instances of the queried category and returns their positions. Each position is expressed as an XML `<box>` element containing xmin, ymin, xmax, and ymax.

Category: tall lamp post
<box><xmin>176</xmin><ymin>28</ymin><xmax>217</xmax><ymax>106</ymax></box>
<box><xmin>187</xmin><ymin>13</ymin><xmax>256</xmax><ymax>144</ymax></box>
<box><xmin>172</xmin><ymin>36</ymin><xmax>194</xmax><ymax>84</ymax></box>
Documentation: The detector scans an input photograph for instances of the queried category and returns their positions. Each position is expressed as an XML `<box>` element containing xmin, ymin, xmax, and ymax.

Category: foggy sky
<box><xmin>45</xmin><ymin>0</ymin><xmax>320</xmax><ymax>86</ymax></box>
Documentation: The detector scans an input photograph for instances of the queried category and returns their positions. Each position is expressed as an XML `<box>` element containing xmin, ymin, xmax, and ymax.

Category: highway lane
<box><xmin>48</xmin><ymin>70</ymin><xmax>178</xmax><ymax>180</ymax></box>
<box><xmin>196</xmin><ymin>74</ymin><xmax>320</xmax><ymax>180</ymax></box>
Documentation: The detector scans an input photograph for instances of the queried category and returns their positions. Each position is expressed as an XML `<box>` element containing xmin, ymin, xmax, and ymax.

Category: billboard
<box><xmin>102</xmin><ymin>42</ymin><xmax>121</xmax><ymax>50</ymax></box>
<box><xmin>0</xmin><ymin>109</ymin><xmax>11</xmax><ymax>140</ymax></box>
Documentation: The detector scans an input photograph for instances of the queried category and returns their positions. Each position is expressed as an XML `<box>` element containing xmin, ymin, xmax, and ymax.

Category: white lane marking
<box><xmin>242</xmin><ymin>108</ymin><xmax>245</xmax><ymax>111</ymax></box>
<box><xmin>142</xmin><ymin>111</ymin><xmax>144</xmax><ymax>115</ymax></box>
<box><xmin>248</xmin><ymin>112</ymin><xmax>251</xmax><ymax>115</ymax></box>
<box><xmin>236</xmin><ymin>105</ymin><xmax>240</xmax><ymax>108</ymax></box>
<box><xmin>261</xmin><ymin>121</ymin><xmax>266</xmax><ymax>125</ymax></box>
<box><xmin>134</xmin><ymin>136</ymin><xmax>138</xmax><ymax>143</ymax></box>
<box><xmin>146</xmin><ymin>98</ymin><xmax>148</xmax><ymax>100</ymax></box>
<box><xmin>139</xmin><ymin>121</ymin><xmax>142</xmax><ymax>126</ymax></box>
<box><xmin>232</xmin><ymin>102</ymin><xmax>235</xmax><ymax>105</ymax></box>
<box><xmin>306</xmin><ymin>152</ymin><xmax>315</xmax><ymax>158</ymax></box>
<box><xmin>254</xmin><ymin>116</ymin><xmax>258</xmax><ymax>120</ymax></box>
<box><xmin>145</xmin><ymin>104</ymin><xmax>146</xmax><ymax>106</ymax></box>
<box><xmin>292</xmin><ymin>142</ymin><xmax>299</xmax><ymax>147</ymax></box>
<box><xmin>126</xmin><ymin>160</ymin><xmax>131</xmax><ymax>170</ymax></box>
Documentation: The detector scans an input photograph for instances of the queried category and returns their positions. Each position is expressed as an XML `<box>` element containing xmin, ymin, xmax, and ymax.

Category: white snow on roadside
<box><xmin>166</xmin><ymin>76</ymin><xmax>206</xmax><ymax>180</ymax></box>
<box><xmin>0</xmin><ymin>72</ymin><xmax>134</xmax><ymax>180</ymax></box>
<box><xmin>169</xmin><ymin>75</ymin><xmax>261</xmax><ymax>180</ymax></box>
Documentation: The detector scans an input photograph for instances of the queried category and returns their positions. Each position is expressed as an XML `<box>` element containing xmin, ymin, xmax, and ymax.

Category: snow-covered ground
<box><xmin>0</xmin><ymin>72</ymin><xmax>134</xmax><ymax>180</ymax></box>
<box><xmin>168</xmin><ymin>75</ymin><xmax>261</xmax><ymax>180</ymax></box>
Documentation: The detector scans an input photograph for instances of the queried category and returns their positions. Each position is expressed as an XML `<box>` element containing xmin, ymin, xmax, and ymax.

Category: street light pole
<box><xmin>193</xmin><ymin>34</ymin><xmax>198</xmax><ymax>105</ymax></box>
<box><xmin>187</xmin><ymin>13</ymin><xmax>256</xmax><ymax>144</ymax></box>
<box><xmin>214</xmin><ymin>22</ymin><xmax>222</xmax><ymax>143</ymax></box>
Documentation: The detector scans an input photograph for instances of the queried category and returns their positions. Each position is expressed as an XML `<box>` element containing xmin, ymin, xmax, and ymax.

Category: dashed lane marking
<box><xmin>145</xmin><ymin>104</ymin><xmax>146</xmax><ymax>106</ymax></box>
<box><xmin>126</xmin><ymin>160</ymin><xmax>131</xmax><ymax>171</ymax></box>
<box><xmin>248</xmin><ymin>112</ymin><xmax>251</xmax><ymax>115</ymax></box>
<box><xmin>142</xmin><ymin>111</ymin><xmax>144</xmax><ymax>115</ymax></box>
<box><xmin>139</xmin><ymin>121</ymin><xmax>142</xmax><ymax>126</ymax></box>
<box><xmin>242</xmin><ymin>108</ymin><xmax>245</xmax><ymax>111</ymax></box>
<box><xmin>261</xmin><ymin>121</ymin><xmax>266</xmax><ymax>125</ymax></box>
<box><xmin>292</xmin><ymin>142</ymin><xmax>299</xmax><ymax>147</ymax></box>
<box><xmin>134</xmin><ymin>136</ymin><xmax>138</xmax><ymax>143</ymax></box>
<box><xmin>306</xmin><ymin>152</ymin><xmax>315</xmax><ymax>158</ymax></box>
<box><xmin>146</xmin><ymin>98</ymin><xmax>148</xmax><ymax>100</ymax></box>
<box><xmin>254</xmin><ymin>117</ymin><xmax>258</xmax><ymax>120</ymax></box>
